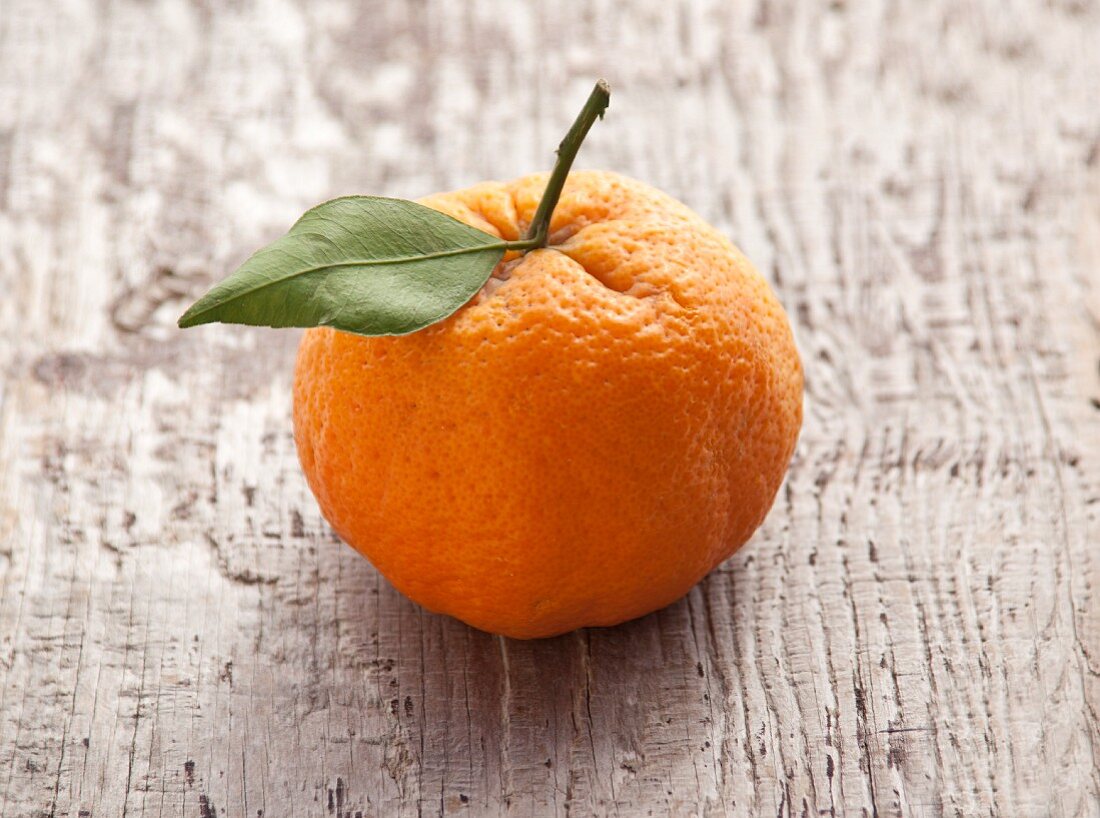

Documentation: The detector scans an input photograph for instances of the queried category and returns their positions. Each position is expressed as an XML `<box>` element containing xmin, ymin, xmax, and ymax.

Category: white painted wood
<box><xmin>0</xmin><ymin>1</ymin><xmax>1097</xmax><ymax>815</ymax></box>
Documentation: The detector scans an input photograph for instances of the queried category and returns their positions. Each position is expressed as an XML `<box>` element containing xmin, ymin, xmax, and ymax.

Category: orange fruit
<box><xmin>293</xmin><ymin>171</ymin><xmax>802</xmax><ymax>639</ymax></box>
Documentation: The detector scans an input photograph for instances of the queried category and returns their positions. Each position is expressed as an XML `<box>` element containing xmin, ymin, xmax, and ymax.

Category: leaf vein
<box><xmin>181</xmin><ymin>243</ymin><xmax>506</xmax><ymax>323</ymax></box>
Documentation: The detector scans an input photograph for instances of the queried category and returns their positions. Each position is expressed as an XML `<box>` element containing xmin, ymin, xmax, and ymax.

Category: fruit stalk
<box><xmin>519</xmin><ymin>79</ymin><xmax>611</xmax><ymax>250</ymax></box>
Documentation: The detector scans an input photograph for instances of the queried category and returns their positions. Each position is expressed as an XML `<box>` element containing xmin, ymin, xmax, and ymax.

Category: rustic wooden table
<box><xmin>2</xmin><ymin>1</ymin><xmax>1098</xmax><ymax>816</ymax></box>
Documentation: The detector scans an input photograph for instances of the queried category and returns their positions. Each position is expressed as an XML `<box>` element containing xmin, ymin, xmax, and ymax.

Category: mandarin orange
<box><xmin>293</xmin><ymin>170</ymin><xmax>802</xmax><ymax>638</ymax></box>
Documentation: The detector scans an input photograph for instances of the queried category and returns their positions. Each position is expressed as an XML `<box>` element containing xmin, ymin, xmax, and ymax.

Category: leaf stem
<box><xmin>522</xmin><ymin>79</ymin><xmax>611</xmax><ymax>248</ymax></box>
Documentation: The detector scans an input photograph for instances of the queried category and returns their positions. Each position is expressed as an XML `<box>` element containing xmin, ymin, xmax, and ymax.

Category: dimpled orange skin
<box><xmin>293</xmin><ymin>171</ymin><xmax>802</xmax><ymax>639</ymax></box>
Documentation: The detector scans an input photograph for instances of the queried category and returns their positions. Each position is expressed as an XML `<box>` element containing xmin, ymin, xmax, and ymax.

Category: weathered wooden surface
<box><xmin>1</xmin><ymin>1</ymin><xmax>1098</xmax><ymax>815</ymax></box>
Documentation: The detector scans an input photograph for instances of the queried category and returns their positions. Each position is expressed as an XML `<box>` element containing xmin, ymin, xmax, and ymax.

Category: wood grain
<box><xmin>1</xmin><ymin>1</ymin><xmax>1098</xmax><ymax>815</ymax></box>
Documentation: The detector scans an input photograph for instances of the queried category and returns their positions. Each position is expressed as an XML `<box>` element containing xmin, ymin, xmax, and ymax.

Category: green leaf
<box><xmin>178</xmin><ymin>196</ymin><xmax>510</xmax><ymax>336</ymax></box>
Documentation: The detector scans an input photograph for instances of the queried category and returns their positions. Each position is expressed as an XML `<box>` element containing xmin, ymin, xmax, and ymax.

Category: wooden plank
<box><xmin>0</xmin><ymin>0</ymin><xmax>1097</xmax><ymax>815</ymax></box>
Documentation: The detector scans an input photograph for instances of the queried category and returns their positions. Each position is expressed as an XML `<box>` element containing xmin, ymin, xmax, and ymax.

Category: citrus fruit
<box><xmin>291</xmin><ymin>170</ymin><xmax>802</xmax><ymax>639</ymax></box>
